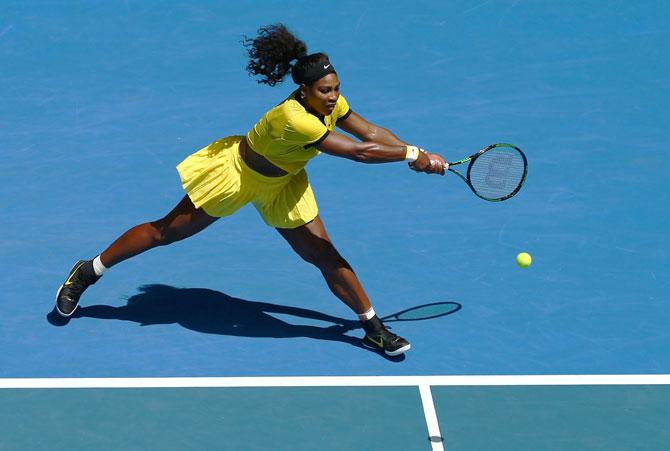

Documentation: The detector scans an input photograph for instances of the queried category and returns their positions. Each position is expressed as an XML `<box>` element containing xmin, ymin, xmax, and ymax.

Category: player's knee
<box><xmin>149</xmin><ymin>221</ymin><xmax>183</xmax><ymax>246</ymax></box>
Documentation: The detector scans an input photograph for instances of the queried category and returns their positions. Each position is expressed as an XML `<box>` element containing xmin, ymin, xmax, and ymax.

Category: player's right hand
<box><xmin>409</xmin><ymin>150</ymin><xmax>448</xmax><ymax>175</ymax></box>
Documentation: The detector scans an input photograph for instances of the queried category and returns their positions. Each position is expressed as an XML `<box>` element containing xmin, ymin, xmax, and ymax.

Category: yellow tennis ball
<box><xmin>516</xmin><ymin>252</ymin><xmax>532</xmax><ymax>268</ymax></box>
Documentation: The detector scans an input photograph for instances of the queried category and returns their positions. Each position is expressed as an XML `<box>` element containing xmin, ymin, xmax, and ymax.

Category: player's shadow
<box><xmin>47</xmin><ymin>284</ymin><xmax>462</xmax><ymax>361</ymax></box>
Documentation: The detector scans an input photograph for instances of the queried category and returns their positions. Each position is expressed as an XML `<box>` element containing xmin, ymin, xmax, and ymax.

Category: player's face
<box><xmin>301</xmin><ymin>73</ymin><xmax>340</xmax><ymax>116</ymax></box>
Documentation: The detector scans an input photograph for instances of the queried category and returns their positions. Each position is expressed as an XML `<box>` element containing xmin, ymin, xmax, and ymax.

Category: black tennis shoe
<box><xmin>55</xmin><ymin>260</ymin><xmax>100</xmax><ymax>317</ymax></box>
<box><xmin>362</xmin><ymin>327</ymin><xmax>411</xmax><ymax>356</ymax></box>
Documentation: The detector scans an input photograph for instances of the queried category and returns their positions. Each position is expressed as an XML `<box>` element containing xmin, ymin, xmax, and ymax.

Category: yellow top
<box><xmin>246</xmin><ymin>91</ymin><xmax>351</xmax><ymax>174</ymax></box>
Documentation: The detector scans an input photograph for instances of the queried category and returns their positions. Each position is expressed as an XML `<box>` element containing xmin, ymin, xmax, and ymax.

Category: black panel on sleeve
<box><xmin>304</xmin><ymin>130</ymin><xmax>330</xmax><ymax>148</ymax></box>
<box><xmin>338</xmin><ymin>109</ymin><xmax>352</xmax><ymax>122</ymax></box>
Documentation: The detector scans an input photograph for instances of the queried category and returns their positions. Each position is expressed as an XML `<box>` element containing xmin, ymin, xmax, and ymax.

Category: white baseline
<box><xmin>1</xmin><ymin>374</ymin><xmax>669</xmax><ymax>389</ymax></box>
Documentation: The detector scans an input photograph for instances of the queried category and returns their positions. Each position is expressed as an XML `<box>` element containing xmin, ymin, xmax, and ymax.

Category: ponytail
<box><xmin>242</xmin><ymin>24</ymin><xmax>307</xmax><ymax>86</ymax></box>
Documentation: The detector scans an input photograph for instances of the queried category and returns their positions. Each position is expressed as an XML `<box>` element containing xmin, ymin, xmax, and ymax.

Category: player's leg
<box><xmin>277</xmin><ymin>215</ymin><xmax>370</xmax><ymax>314</ymax></box>
<box><xmin>55</xmin><ymin>195</ymin><xmax>218</xmax><ymax>317</ymax></box>
<box><xmin>276</xmin><ymin>216</ymin><xmax>411</xmax><ymax>356</ymax></box>
<box><xmin>99</xmin><ymin>195</ymin><xmax>218</xmax><ymax>267</ymax></box>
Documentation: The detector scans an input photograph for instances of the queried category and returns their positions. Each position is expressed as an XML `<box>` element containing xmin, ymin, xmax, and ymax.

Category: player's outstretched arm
<box><xmin>337</xmin><ymin>111</ymin><xmax>407</xmax><ymax>147</ymax></box>
<box><xmin>319</xmin><ymin>129</ymin><xmax>446</xmax><ymax>175</ymax></box>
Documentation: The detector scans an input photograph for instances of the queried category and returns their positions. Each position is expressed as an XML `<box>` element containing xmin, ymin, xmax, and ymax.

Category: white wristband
<box><xmin>405</xmin><ymin>145</ymin><xmax>420</xmax><ymax>162</ymax></box>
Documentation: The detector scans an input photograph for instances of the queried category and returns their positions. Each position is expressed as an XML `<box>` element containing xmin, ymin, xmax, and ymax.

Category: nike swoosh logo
<box><xmin>323</xmin><ymin>64</ymin><xmax>331</xmax><ymax>69</ymax></box>
<box><xmin>64</xmin><ymin>262</ymin><xmax>84</xmax><ymax>286</ymax></box>
<box><xmin>367</xmin><ymin>336</ymin><xmax>384</xmax><ymax>347</ymax></box>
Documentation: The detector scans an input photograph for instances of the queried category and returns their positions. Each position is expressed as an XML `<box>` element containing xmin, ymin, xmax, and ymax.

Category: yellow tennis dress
<box><xmin>176</xmin><ymin>92</ymin><xmax>351</xmax><ymax>228</ymax></box>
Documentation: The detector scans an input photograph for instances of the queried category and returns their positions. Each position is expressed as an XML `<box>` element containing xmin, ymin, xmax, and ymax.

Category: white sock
<box><xmin>358</xmin><ymin>307</ymin><xmax>376</xmax><ymax>321</ymax></box>
<box><xmin>92</xmin><ymin>255</ymin><xmax>108</xmax><ymax>276</ymax></box>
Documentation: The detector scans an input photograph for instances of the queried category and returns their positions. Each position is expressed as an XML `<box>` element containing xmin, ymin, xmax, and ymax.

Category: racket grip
<box><xmin>430</xmin><ymin>160</ymin><xmax>449</xmax><ymax>171</ymax></box>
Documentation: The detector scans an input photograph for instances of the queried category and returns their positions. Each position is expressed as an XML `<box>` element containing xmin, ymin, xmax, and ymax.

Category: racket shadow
<box><xmin>326</xmin><ymin>301</ymin><xmax>462</xmax><ymax>334</ymax></box>
<box><xmin>382</xmin><ymin>301</ymin><xmax>462</xmax><ymax>323</ymax></box>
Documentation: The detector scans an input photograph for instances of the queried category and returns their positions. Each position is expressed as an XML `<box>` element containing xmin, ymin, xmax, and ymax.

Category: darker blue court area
<box><xmin>1</xmin><ymin>1</ymin><xmax>669</xmax><ymax>378</ymax></box>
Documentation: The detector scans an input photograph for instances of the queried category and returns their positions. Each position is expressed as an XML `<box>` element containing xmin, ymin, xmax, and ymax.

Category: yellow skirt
<box><xmin>176</xmin><ymin>136</ymin><xmax>318</xmax><ymax>229</ymax></box>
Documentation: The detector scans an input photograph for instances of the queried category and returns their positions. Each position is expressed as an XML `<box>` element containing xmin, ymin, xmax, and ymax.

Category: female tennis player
<box><xmin>55</xmin><ymin>24</ymin><xmax>447</xmax><ymax>356</ymax></box>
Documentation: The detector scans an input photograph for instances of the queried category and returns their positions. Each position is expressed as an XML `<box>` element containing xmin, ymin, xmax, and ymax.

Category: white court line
<box><xmin>419</xmin><ymin>384</ymin><xmax>445</xmax><ymax>451</ymax></box>
<box><xmin>1</xmin><ymin>374</ymin><xmax>670</xmax><ymax>389</ymax></box>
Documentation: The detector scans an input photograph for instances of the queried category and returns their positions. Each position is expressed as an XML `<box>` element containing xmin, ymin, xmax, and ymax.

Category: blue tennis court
<box><xmin>2</xmin><ymin>1</ymin><xmax>669</xmax><ymax>449</ymax></box>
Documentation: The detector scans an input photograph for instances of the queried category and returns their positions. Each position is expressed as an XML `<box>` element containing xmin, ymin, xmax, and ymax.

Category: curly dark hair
<box><xmin>242</xmin><ymin>24</ymin><xmax>308</xmax><ymax>86</ymax></box>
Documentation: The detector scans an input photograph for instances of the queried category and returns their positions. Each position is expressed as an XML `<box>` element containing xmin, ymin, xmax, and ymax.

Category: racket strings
<box><xmin>469</xmin><ymin>146</ymin><xmax>526</xmax><ymax>200</ymax></box>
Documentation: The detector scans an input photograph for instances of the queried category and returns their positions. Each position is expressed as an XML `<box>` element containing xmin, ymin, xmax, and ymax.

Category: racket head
<box><xmin>465</xmin><ymin>143</ymin><xmax>527</xmax><ymax>202</ymax></box>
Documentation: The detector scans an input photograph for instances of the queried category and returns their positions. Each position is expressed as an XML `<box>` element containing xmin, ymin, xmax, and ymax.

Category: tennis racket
<box><xmin>446</xmin><ymin>143</ymin><xmax>527</xmax><ymax>202</ymax></box>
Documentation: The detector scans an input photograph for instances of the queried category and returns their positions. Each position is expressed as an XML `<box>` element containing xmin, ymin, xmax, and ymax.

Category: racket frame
<box><xmin>447</xmin><ymin>143</ymin><xmax>528</xmax><ymax>202</ymax></box>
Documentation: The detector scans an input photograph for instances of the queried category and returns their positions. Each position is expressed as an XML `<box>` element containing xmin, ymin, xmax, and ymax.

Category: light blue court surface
<box><xmin>1</xmin><ymin>0</ymin><xmax>669</xmax><ymax>449</ymax></box>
